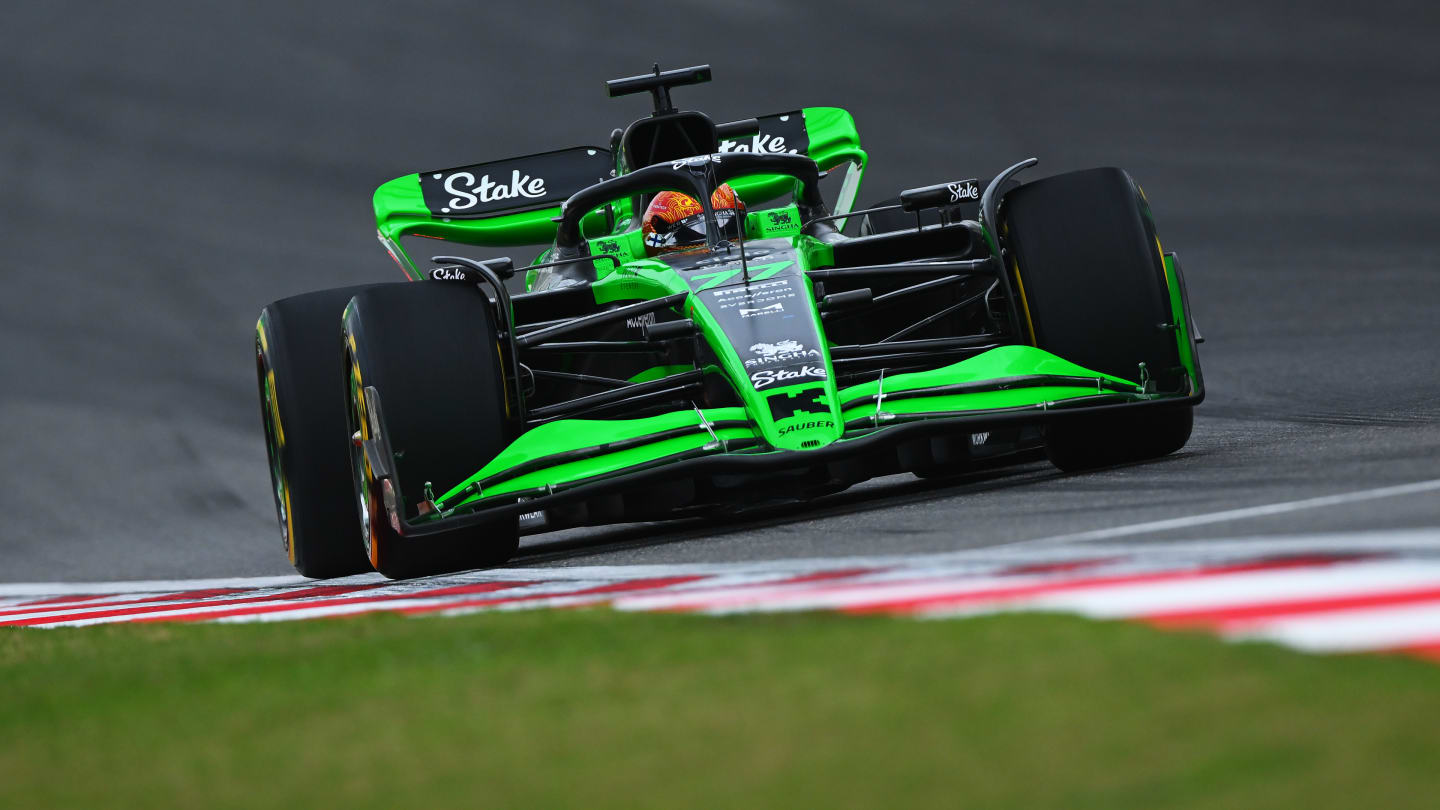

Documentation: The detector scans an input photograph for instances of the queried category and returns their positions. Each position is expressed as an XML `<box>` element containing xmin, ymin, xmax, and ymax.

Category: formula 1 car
<box><xmin>257</xmin><ymin>64</ymin><xmax>1204</xmax><ymax>579</ymax></box>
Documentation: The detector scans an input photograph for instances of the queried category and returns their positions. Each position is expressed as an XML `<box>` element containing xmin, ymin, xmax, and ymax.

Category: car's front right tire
<box><xmin>343</xmin><ymin>282</ymin><xmax>519</xmax><ymax>579</ymax></box>
<box><xmin>257</xmin><ymin>285</ymin><xmax>384</xmax><ymax>578</ymax></box>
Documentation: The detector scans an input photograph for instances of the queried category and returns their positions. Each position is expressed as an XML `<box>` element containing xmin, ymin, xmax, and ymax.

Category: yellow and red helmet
<box><xmin>641</xmin><ymin>183</ymin><xmax>745</xmax><ymax>256</ymax></box>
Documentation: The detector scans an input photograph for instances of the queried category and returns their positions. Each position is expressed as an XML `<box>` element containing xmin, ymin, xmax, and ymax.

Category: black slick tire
<box><xmin>256</xmin><ymin>285</ymin><xmax>383</xmax><ymax>578</ymax></box>
<box><xmin>1043</xmin><ymin>406</ymin><xmax>1193</xmax><ymax>472</ymax></box>
<box><xmin>343</xmin><ymin>281</ymin><xmax>519</xmax><ymax>579</ymax></box>
<box><xmin>1000</xmin><ymin>167</ymin><xmax>1193</xmax><ymax>471</ymax></box>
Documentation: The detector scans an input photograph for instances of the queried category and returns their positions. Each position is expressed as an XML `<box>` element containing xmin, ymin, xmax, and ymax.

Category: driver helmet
<box><xmin>641</xmin><ymin>184</ymin><xmax>745</xmax><ymax>256</ymax></box>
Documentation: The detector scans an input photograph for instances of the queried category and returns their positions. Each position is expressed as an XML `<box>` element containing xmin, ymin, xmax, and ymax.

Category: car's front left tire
<box><xmin>1000</xmin><ymin>167</ymin><xmax>1197</xmax><ymax>472</ymax></box>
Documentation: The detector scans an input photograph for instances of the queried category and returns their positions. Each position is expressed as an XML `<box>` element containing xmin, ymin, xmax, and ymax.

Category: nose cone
<box><xmin>752</xmin><ymin>382</ymin><xmax>842</xmax><ymax>451</ymax></box>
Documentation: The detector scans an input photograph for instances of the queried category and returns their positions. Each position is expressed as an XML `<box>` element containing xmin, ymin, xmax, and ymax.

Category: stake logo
<box><xmin>718</xmin><ymin>133</ymin><xmax>798</xmax><ymax>155</ymax></box>
<box><xmin>718</xmin><ymin>112</ymin><xmax>810</xmax><ymax>157</ymax></box>
<box><xmin>750</xmin><ymin>364</ymin><xmax>827</xmax><ymax>390</ymax></box>
<box><xmin>439</xmin><ymin>169</ymin><xmax>547</xmax><ymax>213</ymax></box>
<box><xmin>418</xmin><ymin>147</ymin><xmax>613</xmax><ymax>220</ymax></box>
<box><xmin>672</xmin><ymin>154</ymin><xmax>722</xmax><ymax>170</ymax></box>
<box><xmin>947</xmin><ymin>180</ymin><xmax>980</xmax><ymax>202</ymax></box>
<box><xmin>428</xmin><ymin>266</ymin><xmax>473</xmax><ymax>282</ymax></box>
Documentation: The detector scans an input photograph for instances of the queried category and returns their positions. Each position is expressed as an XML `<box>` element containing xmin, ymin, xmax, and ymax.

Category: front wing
<box><xmin>392</xmin><ymin>345</ymin><xmax>1200</xmax><ymax>538</ymax></box>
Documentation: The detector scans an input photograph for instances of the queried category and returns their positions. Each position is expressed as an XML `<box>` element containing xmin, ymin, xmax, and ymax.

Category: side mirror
<box><xmin>428</xmin><ymin>256</ymin><xmax>515</xmax><ymax>282</ymax></box>
<box><xmin>899</xmin><ymin>178</ymin><xmax>981</xmax><ymax>212</ymax></box>
<box><xmin>579</xmin><ymin>204</ymin><xmax>617</xmax><ymax>240</ymax></box>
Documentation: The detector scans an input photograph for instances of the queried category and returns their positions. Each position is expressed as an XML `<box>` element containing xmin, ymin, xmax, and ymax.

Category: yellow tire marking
<box><xmin>264</xmin><ymin>370</ymin><xmax>285</xmax><ymax>447</ymax></box>
<box><xmin>258</xmin><ymin>319</ymin><xmax>296</xmax><ymax>561</ymax></box>
<box><xmin>1001</xmin><ymin>223</ymin><xmax>1038</xmax><ymax>345</ymax></box>
<box><xmin>257</xmin><ymin>322</ymin><xmax>285</xmax><ymax>447</ymax></box>
<box><xmin>1011</xmin><ymin>260</ymin><xmax>1038</xmax><ymax>345</ymax></box>
<box><xmin>496</xmin><ymin>342</ymin><xmax>512</xmax><ymax>419</ymax></box>
<box><xmin>351</xmin><ymin>358</ymin><xmax>382</xmax><ymax>569</ymax></box>
<box><xmin>284</xmin><ymin>485</ymin><xmax>296</xmax><ymax>564</ymax></box>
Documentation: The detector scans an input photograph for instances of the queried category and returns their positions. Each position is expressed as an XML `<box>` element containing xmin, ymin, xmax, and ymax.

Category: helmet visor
<box><xmin>647</xmin><ymin>209</ymin><xmax>743</xmax><ymax>252</ymax></box>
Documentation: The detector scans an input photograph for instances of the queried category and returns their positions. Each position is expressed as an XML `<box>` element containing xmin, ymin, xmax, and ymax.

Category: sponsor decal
<box><xmin>719</xmin><ymin>133</ymin><xmax>797</xmax><ymax>155</ymax></box>
<box><xmin>711</xmin><ymin>279</ymin><xmax>789</xmax><ymax>298</ymax></box>
<box><xmin>740</xmin><ymin>302</ymin><xmax>784</xmax><ymax>318</ymax></box>
<box><xmin>947</xmin><ymin>180</ymin><xmax>980</xmax><ymax>202</ymax></box>
<box><xmin>745</xmin><ymin>340</ymin><xmax>821</xmax><ymax>368</ymax></box>
<box><xmin>718</xmin><ymin>111</ymin><xmax>810</xmax><ymax>156</ymax></box>
<box><xmin>672</xmin><ymin>154</ymin><xmax>722</xmax><ymax>170</ymax></box>
<box><xmin>441</xmin><ymin>169</ymin><xmax>545</xmax><ymax>212</ymax></box>
<box><xmin>750</xmin><ymin>339</ymin><xmax>804</xmax><ymax>357</ymax></box>
<box><xmin>446</xmin><ymin>169</ymin><xmax>541</xmax><ymax>208</ymax></box>
<box><xmin>711</xmin><ymin>278</ymin><xmax>797</xmax><ymax>313</ymax></box>
<box><xmin>750</xmin><ymin>364</ymin><xmax>827</xmax><ymax>390</ymax></box>
<box><xmin>625</xmin><ymin>312</ymin><xmax>657</xmax><ymax>329</ymax></box>
<box><xmin>428</xmin><ymin>266</ymin><xmax>472</xmax><ymax>282</ymax></box>
<box><xmin>417</xmin><ymin>146</ymin><xmax>611</xmax><ymax>219</ymax></box>
<box><xmin>594</xmin><ymin>238</ymin><xmax>622</xmax><ymax>256</ymax></box>
<box><xmin>766</xmin><ymin>210</ymin><xmax>795</xmax><ymax>227</ymax></box>
<box><xmin>767</xmin><ymin>389</ymin><xmax>829</xmax><ymax>421</ymax></box>
<box><xmin>777</xmin><ymin>419</ymin><xmax>833</xmax><ymax>437</ymax></box>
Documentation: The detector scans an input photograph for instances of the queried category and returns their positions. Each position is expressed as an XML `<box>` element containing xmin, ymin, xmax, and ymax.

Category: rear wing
<box><xmin>720</xmin><ymin>107</ymin><xmax>868</xmax><ymax>228</ymax></box>
<box><xmin>374</xmin><ymin>107</ymin><xmax>866</xmax><ymax>279</ymax></box>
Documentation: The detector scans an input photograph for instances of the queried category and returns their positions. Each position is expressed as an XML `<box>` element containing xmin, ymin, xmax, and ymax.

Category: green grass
<box><xmin>1</xmin><ymin>610</ymin><xmax>1437</xmax><ymax>809</ymax></box>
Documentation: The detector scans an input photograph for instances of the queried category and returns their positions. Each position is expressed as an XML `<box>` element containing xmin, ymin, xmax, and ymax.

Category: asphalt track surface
<box><xmin>3</xmin><ymin>1</ymin><xmax>1438</xmax><ymax>582</ymax></box>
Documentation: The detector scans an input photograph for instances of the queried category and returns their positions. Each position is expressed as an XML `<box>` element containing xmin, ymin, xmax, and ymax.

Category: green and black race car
<box><xmin>257</xmin><ymin>64</ymin><xmax>1204</xmax><ymax>579</ymax></box>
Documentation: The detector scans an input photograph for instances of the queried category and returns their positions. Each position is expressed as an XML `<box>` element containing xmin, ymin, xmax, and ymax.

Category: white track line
<box><xmin>1001</xmin><ymin>478</ymin><xmax>1440</xmax><ymax>549</ymax></box>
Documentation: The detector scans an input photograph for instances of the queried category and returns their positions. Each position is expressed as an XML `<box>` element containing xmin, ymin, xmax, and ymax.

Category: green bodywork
<box><xmin>367</xmin><ymin>107</ymin><xmax>1201</xmax><ymax>525</ymax></box>
<box><xmin>425</xmin><ymin>219</ymin><xmax>1196</xmax><ymax>516</ymax></box>
<box><xmin>438</xmin><ymin>345</ymin><xmax>1154</xmax><ymax>508</ymax></box>
<box><xmin>374</xmin><ymin>107</ymin><xmax>867</xmax><ymax>281</ymax></box>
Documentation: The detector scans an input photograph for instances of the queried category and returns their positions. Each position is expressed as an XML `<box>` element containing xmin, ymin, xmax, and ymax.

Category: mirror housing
<box><xmin>899</xmin><ymin>178</ymin><xmax>981</xmax><ymax>212</ymax></box>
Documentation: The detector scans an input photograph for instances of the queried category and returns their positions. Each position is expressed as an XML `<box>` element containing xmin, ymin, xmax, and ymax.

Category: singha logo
<box><xmin>750</xmin><ymin>340</ymin><xmax>805</xmax><ymax>358</ymax></box>
<box><xmin>745</xmin><ymin>339</ymin><xmax>822</xmax><ymax>369</ymax></box>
